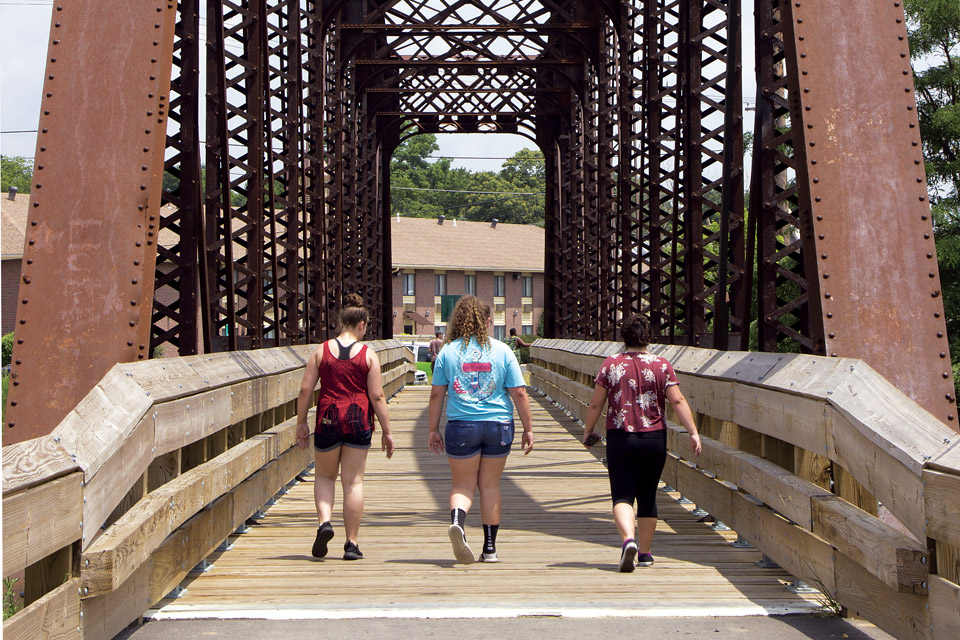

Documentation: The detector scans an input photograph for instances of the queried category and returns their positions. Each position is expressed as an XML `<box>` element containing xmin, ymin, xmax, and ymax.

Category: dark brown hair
<box><xmin>621</xmin><ymin>313</ymin><xmax>653</xmax><ymax>348</ymax></box>
<box><xmin>446</xmin><ymin>296</ymin><xmax>491</xmax><ymax>350</ymax></box>
<box><xmin>339</xmin><ymin>293</ymin><xmax>368</xmax><ymax>330</ymax></box>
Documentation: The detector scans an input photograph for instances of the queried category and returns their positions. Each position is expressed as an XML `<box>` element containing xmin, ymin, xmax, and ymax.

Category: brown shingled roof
<box><xmin>390</xmin><ymin>216</ymin><xmax>544</xmax><ymax>271</ymax></box>
<box><xmin>1</xmin><ymin>192</ymin><xmax>29</xmax><ymax>258</ymax></box>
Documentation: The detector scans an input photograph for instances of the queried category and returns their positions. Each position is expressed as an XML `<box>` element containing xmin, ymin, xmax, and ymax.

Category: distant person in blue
<box><xmin>427</xmin><ymin>296</ymin><xmax>534</xmax><ymax>564</ymax></box>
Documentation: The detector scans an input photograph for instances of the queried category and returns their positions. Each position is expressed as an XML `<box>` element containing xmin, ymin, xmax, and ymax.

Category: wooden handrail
<box><xmin>2</xmin><ymin>342</ymin><xmax>416</xmax><ymax>640</ymax></box>
<box><xmin>529</xmin><ymin>338</ymin><xmax>960</xmax><ymax>640</ymax></box>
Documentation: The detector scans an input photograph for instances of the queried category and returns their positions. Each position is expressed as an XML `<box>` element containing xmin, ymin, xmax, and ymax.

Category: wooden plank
<box><xmin>929</xmin><ymin>575</ymin><xmax>960</xmax><ymax>640</ymax></box>
<box><xmin>732</xmin><ymin>383</ymin><xmax>829</xmax><ymax>458</ymax></box>
<box><xmin>81</xmin><ymin>562</ymin><xmax>150</xmax><ymax>640</ymax></box>
<box><xmin>828</xmin><ymin>405</ymin><xmax>924</xmax><ymax>538</ymax></box>
<box><xmin>812</xmin><ymin>495</ymin><xmax>927</xmax><ymax>593</ymax></box>
<box><xmin>1</xmin><ymin>577</ymin><xmax>80</xmax><ymax>640</ymax></box>
<box><xmin>52</xmin><ymin>370</ymin><xmax>153</xmax><ymax>480</ymax></box>
<box><xmin>924</xmin><ymin>468</ymin><xmax>960</xmax><ymax>550</ymax></box>
<box><xmin>1</xmin><ymin>435</ymin><xmax>77</xmax><ymax>495</ymax></box>
<box><xmin>833</xmin><ymin>551</ymin><xmax>929</xmax><ymax>640</ymax></box>
<box><xmin>3</xmin><ymin>472</ymin><xmax>83</xmax><ymax>575</ymax></box>
<box><xmin>795</xmin><ymin>448</ymin><xmax>832</xmax><ymax>490</ymax></box>
<box><xmin>119</xmin><ymin>358</ymin><xmax>208</xmax><ymax>403</ymax></box>
<box><xmin>828</xmin><ymin>364</ymin><xmax>951</xmax><ymax>474</ymax></box>
<box><xmin>80</xmin><ymin>415</ymin><xmax>155</xmax><ymax>550</ymax></box>
<box><xmin>673</xmin><ymin>458</ymin><xmax>734</xmax><ymax>524</ymax></box>
<box><xmin>106</xmin><ymin>471</ymin><xmax>147</xmax><ymax>528</ymax></box>
<box><xmin>80</xmin><ymin>425</ymin><xmax>285</xmax><ymax>596</ymax></box>
<box><xmin>937</xmin><ymin>541</ymin><xmax>960</xmax><ymax>587</ymax></box>
<box><xmin>152</xmin><ymin>386</ymin><xmax>232</xmax><ymax>456</ymax></box>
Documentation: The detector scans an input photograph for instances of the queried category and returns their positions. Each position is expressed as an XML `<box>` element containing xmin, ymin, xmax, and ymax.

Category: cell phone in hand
<box><xmin>584</xmin><ymin>432</ymin><xmax>602</xmax><ymax>447</ymax></box>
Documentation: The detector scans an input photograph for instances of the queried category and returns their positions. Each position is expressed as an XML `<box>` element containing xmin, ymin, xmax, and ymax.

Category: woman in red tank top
<box><xmin>296</xmin><ymin>294</ymin><xmax>394</xmax><ymax>561</ymax></box>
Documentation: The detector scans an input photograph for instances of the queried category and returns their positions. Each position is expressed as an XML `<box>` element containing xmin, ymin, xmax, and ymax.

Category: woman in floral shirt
<box><xmin>582</xmin><ymin>314</ymin><xmax>701</xmax><ymax>572</ymax></box>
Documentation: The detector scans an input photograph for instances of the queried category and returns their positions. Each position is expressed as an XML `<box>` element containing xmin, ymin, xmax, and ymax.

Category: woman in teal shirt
<box><xmin>428</xmin><ymin>296</ymin><xmax>534</xmax><ymax>564</ymax></box>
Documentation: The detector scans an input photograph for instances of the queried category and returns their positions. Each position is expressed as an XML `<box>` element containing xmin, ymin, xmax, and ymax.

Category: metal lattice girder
<box><xmin>782</xmin><ymin>1</ymin><xmax>955</xmax><ymax>424</ymax></box>
<box><xmin>5</xmin><ymin>1</ymin><xmax>177</xmax><ymax>442</ymax></box>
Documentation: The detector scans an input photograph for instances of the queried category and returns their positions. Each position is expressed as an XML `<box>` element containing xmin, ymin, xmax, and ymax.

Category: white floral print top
<box><xmin>594</xmin><ymin>352</ymin><xmax>679</xmax><ymax>432</ymax></box>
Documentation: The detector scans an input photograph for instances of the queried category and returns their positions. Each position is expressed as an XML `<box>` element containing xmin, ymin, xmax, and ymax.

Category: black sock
<box><xmin>451</xmin><ymin>508</ymin><xmax>467</xmax><ymax>528</ymax></box>
<box><xmin>483</xmin><ymin>524</ymin><xmax>499</xmax><ymax>554</ymax></box>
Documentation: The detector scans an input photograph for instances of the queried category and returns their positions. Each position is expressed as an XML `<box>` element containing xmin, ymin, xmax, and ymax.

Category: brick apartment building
<box><xmin>1</xmin><ymin>188</ymin><xmax>28</xmax><ymax>337</ymax></box>
<box><xmin>390</xmin><ymin>216</ymin><xmax>545</xmax><ymax>339</ymax></box>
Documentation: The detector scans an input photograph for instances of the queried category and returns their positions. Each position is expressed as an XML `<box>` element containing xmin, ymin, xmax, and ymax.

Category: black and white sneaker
<box><xmin>619</xmin><ymin>539</ymin><xmax>638</xmax><ymax>573</ymax></box>
<box><xmin>312</xmin><ymin>521</ymin><xmax>334</xmax><ymax>558</ymax></box>
<box><xmin>637</xmin><ymin>553</ymin><xmax>654</xmax><ymax>567</ymax></box>
<box><xmin>343</xmin><ymin>541</ymin><xmax>363</xmax><ymax>560</ymax></box>
<box><xmin>480</xmin><ymin>551</ymin><xmax>499</xmax><ymax>563</ymax></box>
<box><xmin>448</xmin><ymin>524</ymin><xmax>475</xmax><ymax>564</ymax></box>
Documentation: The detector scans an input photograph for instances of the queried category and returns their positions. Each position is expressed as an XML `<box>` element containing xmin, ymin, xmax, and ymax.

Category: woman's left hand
<box><xmin>381</xmin><ymin>433</ymin><xmax>395</xmax><ymax>459</ymax></box>
<box><xmin>521</xmin><ymin>430</ymin><xmax>534</xmax><ymax>455</ymax></box>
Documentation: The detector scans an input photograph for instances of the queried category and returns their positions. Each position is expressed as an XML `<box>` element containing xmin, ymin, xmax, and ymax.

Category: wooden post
<box><xmin>148</xmin><ymin>450</ymin><xmax>180</xmax><ymax>492</ymax></box>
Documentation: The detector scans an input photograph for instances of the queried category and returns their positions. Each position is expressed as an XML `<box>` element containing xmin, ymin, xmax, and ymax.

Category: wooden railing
<box><xmin>529</xmin><ymin>339</ymin><xmax>960</xmax><ymax>640</ymax></box>
<box><xmin>2</xmin><ymin>342</ymin><xmax>415</xmax><ymax>640</ymax></box>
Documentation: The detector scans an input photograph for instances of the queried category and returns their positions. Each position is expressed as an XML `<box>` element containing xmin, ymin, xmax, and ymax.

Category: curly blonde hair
<box><xmin>446</xmin><ymin>296</ymin><xmax>491</xmax><ymax>350</ymax></box>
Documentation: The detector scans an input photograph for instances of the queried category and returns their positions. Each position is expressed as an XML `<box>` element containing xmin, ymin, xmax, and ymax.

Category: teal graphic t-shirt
<box><xmin>433</xmin><ymin>336</ymin><xmax>525</xmax><ymax>422</ymax></box>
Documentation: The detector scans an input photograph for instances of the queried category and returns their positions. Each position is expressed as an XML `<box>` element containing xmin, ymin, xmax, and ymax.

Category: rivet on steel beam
<box><xmin>803</xmin><ymin>88</ymin><xmax>809</xmax><ymax>93</ymax></box>
<box><xmin>920</xmin><ymin>196</ymin><xmax>926</xmax><ymax>201</ymax></box>
<box><xmin>923</xmin><ymin>215</ymin><xmax>928</xmax><ymax>221</ymax></box>
<box><xmin>818</xmin><ymin>232</ymin><xmax>824</xmax><ymax>237</ymax></box>
<box><xmin>823</xmin><ymin>274</ymin><xmax>829</xmax><ymax>279</ymax></box>
<box><xmin>821</xmin><ymin>254</ymin><xmax>827</xmax><ymax>259</ymax></box>
<box><xmin>134</xmin><ymin>260</ymin><xmax>140</xmax><ymax>265</ymax></box>
<box><xmin>132</xmin><ymin>279</ymin><xmax>138</xmax><ymax>285</ymax></box>
<box><xmin>831</xmin><ymin>353</ymin><xmax>837</xmax><ymax>357</ymax></box>
<box><xmin>805</xmin><ymin>106</ymin><xmax>811</xmax><ymax>111</ymax></box>
<box><xmin>127</xmin><ymin>341</ymin><xmax>133</xmax><ymax>347</ymax></box>
<box><xmin>935</xmin><ymin>311</ymin><xmax>941</xmax><ymax>317</ymax></box>
<box><xmin>44</xmin><ymin>93</ymin><xmax>51</xmax><ymax>98</ymax></box>
<box><xmin>899</xmin><ymin>35</ymin><xmax>905</xmax><ymax>40</ymax></box>
<box><xmin>811</xmin><ymin>160</ymin><xmax>817</xmax><ymax>165</ymax></box>
<box><xmin>925</xmin><ymin>234</ymin><xmax>931</xmax><ymax>239</ymax></box>
<box><xmin>52</xmin><ymin>40</ymin><xmax>59</xmax><ymax>45</ymax></box>
<box><xmin>129</xmin><ymin>321</ymin><xmax>135</xmax><ymax>327</ymax></box>
<box><xmin>815</xmin><ymin>196</ymin><xmax>821</xmax><ymax>202</ymax></box>
<box><xmin>22</xmin><ymin>276</ymin><xmax>30</xmax><ymax>284</ymax></box>
<box><xmin>153</xmin><ymin>41</ymin><xmax>159</xmax><ymax>46</ymax></box>
<box><xmin>824</xmin><ymin>293</ymin><xmax>831</xmax><ymax>299</ymax></box>
<box><xmin>949</xmin><ymin>415</ymin><xmax>955</xmax><ymax>421</ymax></box>
<box><xmin>149</xmin><ymin>76</ymin><xmax>156</xmax><ymax>81</ymax></box>
<box><xmin>798</xmin><ymin>36</ymin><xmax>804</xmax><ymax>41</ymax></box>
<box><xmin>135</xmin><ymin>241</ymin><xmax>141</xmax><ymax>247</ymax></box>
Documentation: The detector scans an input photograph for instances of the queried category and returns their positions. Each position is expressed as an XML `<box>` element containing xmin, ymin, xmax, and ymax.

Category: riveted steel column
<box><xmin>4</xmin><ymin>1</ymin><xmax>178</xmax><ymax>443</ymax></box>
<box><xmin>785</xmin><ymin>1</ymin><xmax>955</xmax><ymax>425</ymax></box>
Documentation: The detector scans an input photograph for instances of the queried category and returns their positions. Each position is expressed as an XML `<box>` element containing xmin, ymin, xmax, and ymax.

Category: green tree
<box><xmin>906</xmin><ymin>0</ymin><xmax>960</xmax><ymax>399</ymax></box>
<box><xmin>0</xmin><ymin>156</ymin><xmax>33</xmax><ymax>194</ymax></box>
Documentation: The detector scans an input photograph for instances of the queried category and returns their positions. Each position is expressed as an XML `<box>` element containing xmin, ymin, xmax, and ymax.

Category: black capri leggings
<box><xmin>605</xmin><ymin>428</ymin><xmax>667</xmax><ymax>518</ymax></box>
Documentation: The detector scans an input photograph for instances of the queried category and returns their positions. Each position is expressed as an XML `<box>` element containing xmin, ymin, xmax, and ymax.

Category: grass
<box><xmin>3</xmin><ymin>577</ymin><xmax>20</xmax><ymax>620</ymax></box>
<box><xmin>415</xmin><ymin>362</ymin><xmax>433</xmax><ymax>383</ymax></box>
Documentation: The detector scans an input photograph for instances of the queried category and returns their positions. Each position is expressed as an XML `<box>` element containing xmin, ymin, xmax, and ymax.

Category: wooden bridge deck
<box><xmin>148</xmin><ymin>386</ymin><xmax>823</xmax><ymax>620</ymax></box>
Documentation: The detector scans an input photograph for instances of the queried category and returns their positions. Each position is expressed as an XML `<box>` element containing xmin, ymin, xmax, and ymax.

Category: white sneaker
<box><xmin>448</xmin><ymin>524</ymin><xmax>475</xmax><ymax>564</ymax></box>
<box><xmin>480</xmin><ymin>551</ymin><xmax>499</xmax><ymax>563</ymax></box>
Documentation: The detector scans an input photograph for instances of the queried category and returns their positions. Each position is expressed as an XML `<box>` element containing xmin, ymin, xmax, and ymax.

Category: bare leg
<box><xmin>448</xmin><ymin>455</ymin><xmax>481</xmax><ymax>513</ymax></box>
<box><xmin>636</xmin><ymin>517</ymin><xmax>657</xmax><ymax>554</ymax></box>
<box><xmin>477</xmin><ymin>456</ymin><xmax>508</xmax><ymax>524</ymax></box>
<box><xmin>613</xmin><ymin>502</ymin><xmax>637</xmax><ymax>543</ymax></box>
<box><xmin>339</xmin><ymin>445</ymin><xmax>369</xmax><ymax>544</ymax></box>
<box><xmin>314</xmin><ymin>447</ymin><xmax>341</xmax><ymax>525</ymax></box>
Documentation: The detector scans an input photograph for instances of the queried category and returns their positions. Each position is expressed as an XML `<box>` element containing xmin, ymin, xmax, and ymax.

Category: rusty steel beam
<box><xmin>4</xmin><ymin>1</ymin><xmax>177</xmax><ymax>444</ymax></box>
<box><xmin>783</xmin><ymin>1</ymin><xmax>955</xmax><ymax>425</ymax></box>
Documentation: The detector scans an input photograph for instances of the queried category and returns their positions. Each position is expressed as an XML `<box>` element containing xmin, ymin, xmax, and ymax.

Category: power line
<box><xmin>392</xmin><ymin>186</ymin><xmax>543</xmax><ymax>195</ymax></box>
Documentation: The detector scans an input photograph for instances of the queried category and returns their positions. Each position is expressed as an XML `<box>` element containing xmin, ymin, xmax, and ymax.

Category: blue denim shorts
<box><xmin>444</xmin><ymin>419</ymin><xmax>515</xmax><ymax>459</ymax></box>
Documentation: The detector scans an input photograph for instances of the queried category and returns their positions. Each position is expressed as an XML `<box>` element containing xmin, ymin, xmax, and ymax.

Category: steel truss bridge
<box><xmin>3</xmin><ymin>2</ymin><xmax>960</xmax><ymax>640</ymax></box>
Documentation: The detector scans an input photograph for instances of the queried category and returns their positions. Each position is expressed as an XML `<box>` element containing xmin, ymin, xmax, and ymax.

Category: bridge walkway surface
<box><xmin>130</xmin><ymin>386</ymin><xmax>887</xmax><ymax>635</ymax></box>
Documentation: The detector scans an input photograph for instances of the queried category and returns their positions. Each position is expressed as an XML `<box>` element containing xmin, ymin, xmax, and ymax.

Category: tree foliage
<box><xmin>390</xmin><ymin>134</ymin><xmax>545</xmax><ymax>226</ymax></box>
<box><xmin>906</xmin><ymin>0</ymin><xmax>960</xmax><ymax>398</ymax></box>
<box><xmin>0</xmin><ymin>156</ymin><xmax>33</xmax><ymax>194</ymax></box>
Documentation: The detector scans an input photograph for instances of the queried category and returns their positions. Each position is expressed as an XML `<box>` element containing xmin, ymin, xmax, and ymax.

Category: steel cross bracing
<box><xmin>4</xmin><ymin>0</ymin><xmax>956</xmax><ymax>444</ymax></box>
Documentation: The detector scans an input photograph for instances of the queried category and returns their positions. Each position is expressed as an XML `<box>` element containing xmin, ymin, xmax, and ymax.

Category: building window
<box><xmin>494</xmin><ymin>275</ymin><xmax>505</xmax><ymax>297</ymax></box>
<box><xmin>402</xmin><ymin>273</ymin><xmax>415</xmax><ymax>296</ymax></box>
<box><xmin>521</xmin><ymin>276</ymin><xmax>533</xmax><ymax>298</ymax></box>
<box><xmin>522</xmin><ymin>325</ymin><xmax>533</xmax><ymax>336</ymax></box>
<box><xmin>435</xmin><ymin>273</ymin><xmax>446</xmax><ymax>296</ymax></box>
<box><xmin>493</xmin><ymin>325</ymin><xmax>505</xmax><ymax>340</ymax></box>
<box><xmin>465</xmin><ymin>274</ymin><xmax>476</xmax><ymax>296</ymax></box>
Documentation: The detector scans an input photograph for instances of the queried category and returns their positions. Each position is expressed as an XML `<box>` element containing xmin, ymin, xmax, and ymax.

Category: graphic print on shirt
<box><xmin>451</xmin><ymin>346</ymin><xmax>497</xmax><ymax>403</ymax></box>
